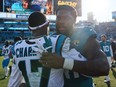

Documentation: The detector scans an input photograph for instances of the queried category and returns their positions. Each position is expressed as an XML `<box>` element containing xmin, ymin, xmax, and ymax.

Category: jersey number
<box><xmin>18</xmin><ymin>60</ymin><xmax>51</xmax><ymax>87</ymax></box>
<box><xmin>103</xmin><ymin>46</ymin><xmax>109</xmax><ymax>52</ymax></box>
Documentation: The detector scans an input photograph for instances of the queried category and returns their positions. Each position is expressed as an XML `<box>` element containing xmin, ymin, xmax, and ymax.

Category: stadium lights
<box><xmin>4</xmin><ymin>21</ymin><xmax>28</xmax><ymax>24</ymax></box>
<box><xmin>9</xmin><ymin>27</ymin><xmax>28</xmax><ymax>30</ymax></box>
<box><xmin>4</xmin><ymin>21</ymin><xmax>17</xmax><ymax>24</ymax></box>
<box><xmin>0</xmin><ymin>27</ymin><xmax>4</xmax><ymax>29</ymax></box>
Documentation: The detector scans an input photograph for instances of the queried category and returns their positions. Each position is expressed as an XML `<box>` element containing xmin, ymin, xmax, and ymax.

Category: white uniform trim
<box><xmin>63</xmin><ymin>59</ymin><xmax>74</xmax><ymax>70</ymax></box>
<box><xmin>29</xmin><ymin>21</ymin><xmax>49</xmax><ymax>30</ymax></box>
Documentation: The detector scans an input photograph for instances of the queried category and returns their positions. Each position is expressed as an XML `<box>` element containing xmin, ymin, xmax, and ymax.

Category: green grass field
<box><xmin>0</xmin><ymin>56</ymin><xmax>11</xmax><ymax>87</ymax></box>
<box><xmin>0</xmin><ymin>56</ymin><xmax>116</xmax><ymax>87</ymax></box>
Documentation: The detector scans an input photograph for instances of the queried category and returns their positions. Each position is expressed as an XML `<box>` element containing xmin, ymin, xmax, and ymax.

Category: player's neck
<box><xmin>33</xmin><ymin>35</ymin><xmax>46</xmax><ymax>39</ymax></box>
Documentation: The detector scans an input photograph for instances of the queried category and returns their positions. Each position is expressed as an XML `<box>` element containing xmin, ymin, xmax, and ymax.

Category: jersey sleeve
<box><xmin>71</xmin><ymin>26</ymin><xmax>97</xmax><ymax>53</ymax></box>
<box><xmin>33</xmin><ymin>36</ymin><xmax>52</xmax><ymax>54</ymax></box>
<box><xmin>62</xmin><ymin>38</ymin><xmax>87</xmax><ymax>61</ymax></box>
<box><xmin>43</xmin><ymin>36</ymin><xmax>52</xmax><ymax>52</ymax></box>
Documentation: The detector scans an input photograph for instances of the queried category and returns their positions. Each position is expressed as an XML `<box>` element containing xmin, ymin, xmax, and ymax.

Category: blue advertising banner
<box><xmin>2</xmin><ymin>0</ymin><xmax>53</xmax><ymax>14</ymax></box>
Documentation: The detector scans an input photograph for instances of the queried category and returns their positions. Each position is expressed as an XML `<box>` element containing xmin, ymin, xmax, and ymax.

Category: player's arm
<box><xmin>39</xmin><ymin>36</ymin><xmax>69</xmax><ymax>68</ymax></box>
<box><xmin>1</xmin><ymin>47</ymin><xmax>5</xmax><ymax>55</ymax></box>
<box><xmin>72</xmin><ymin>37</ymin><xmax>109</xmax><ymax>76</ymax></box>
<box><xmin>40</xmin><ymin>37</ymin><xmax>109</xmax><ymax>77</ymax></box>
<box><xmin>110</xmin><ymin>45</ymin><xmax>113</xmax><ymax>58</ymax></box>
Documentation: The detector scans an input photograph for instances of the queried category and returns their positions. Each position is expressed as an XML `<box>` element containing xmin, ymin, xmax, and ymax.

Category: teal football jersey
<box><xmin>100</xmin><ymin>40</ymin><xmax>112</xmax><ymax>57</ymax></box>
<box><xmin>64</xmin><ymin>27</ymin><xmax>97</xmax><ymax>87</ymax></box>
<box><xmin>71</xmin><ymin>26</ymin><xmax>97</xmax><ymax>53</ymax></box>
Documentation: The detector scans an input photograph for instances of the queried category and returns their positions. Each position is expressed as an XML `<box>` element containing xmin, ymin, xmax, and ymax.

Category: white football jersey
<box><xmin>13</xmin><ymin>35</ymin><xmax>64</xmax><ymax>87</ymax></box>
<box><xmin>8</xmin><ymin>63</ymin><xmax>25</xmax><ymax>87</ymax></box>
<box><xmin>14</xmin><ymin>34</ymin><xmax>86</xmax><ymax>87</ymax></box>
<box><xmin>2</xmin><ymin>45</ymin><xmax>11</xmax><ymax>59</ymax></box>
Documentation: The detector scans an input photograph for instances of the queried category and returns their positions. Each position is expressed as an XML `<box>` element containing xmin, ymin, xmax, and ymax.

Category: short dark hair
<box><xmin>56</xmin><ymin>5</ymin><xmax>77</xmax><ymax>19</ymax></box>
<box><xmin>28</xmin><ymin>11</ymin><xmax>47</xmax><ymax>27</ymax></box>
<box><xmin>101</xmin><ymin>34</ymin><xmax>107</xmax><ymax>38</ymax></box>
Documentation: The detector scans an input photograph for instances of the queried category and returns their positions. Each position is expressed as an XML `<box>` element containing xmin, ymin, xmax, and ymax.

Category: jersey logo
<box><xmin>72</xmin><ymin>40</ymin><xmax>80</xmax><ymax>47</ymax></box>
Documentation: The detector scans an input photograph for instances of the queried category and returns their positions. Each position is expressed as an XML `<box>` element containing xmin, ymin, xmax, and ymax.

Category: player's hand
<box><xmin>39</xmin><ymin>52</ymin><xmax>64</xmax><ymax>69</ymax></box>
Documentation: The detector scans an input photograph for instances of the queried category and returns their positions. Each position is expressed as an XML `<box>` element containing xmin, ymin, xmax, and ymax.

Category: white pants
<box><xmin>104</xmin><ymin>57</ymin><xmax>112</xmax><ymax>82</ymax></box>
<box><xmin>107</xmin><ymin>57</ymin><xmax>112</xmax><ymax>68</ymax></box>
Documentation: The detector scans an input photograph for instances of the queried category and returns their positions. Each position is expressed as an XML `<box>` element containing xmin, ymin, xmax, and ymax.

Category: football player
<box><xmin>40</xmin><ymin>5</ymin><xmax>109</xmax><ymax>87</ymax></box>
<box><xmin>1</xmin><ymin>41</ymin><xmax>11</xmax><ymax>79</ymax></box>
<box><xmin>8</xmin><ymin>36</ymin><xmax>25</xmax><ymax>87</ymax></box>
<box><xmin>13</xmin><ymin>12</ymin><xmax>86</xmax><ymax>87</ymax></box>
<box><xmin>100</xmin><ymin>34</ymin><xmax>113</xmax><ymax>87</ymax></box>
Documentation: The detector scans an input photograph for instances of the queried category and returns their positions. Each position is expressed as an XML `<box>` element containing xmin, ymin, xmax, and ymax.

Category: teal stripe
<box><xmin>43</xmin><ymin>36</ymin><xmax>52</xmax><ymax>52</ymax></box>
<box><xmin>55</xmin><ymin>35</ymin><xmax>67</xmax><ymax>56</ymax></box>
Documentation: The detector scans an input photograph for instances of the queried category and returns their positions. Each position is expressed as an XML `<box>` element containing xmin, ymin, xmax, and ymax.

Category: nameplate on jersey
<box><xmin>15</xmin><ymin>46</ymin><xmax>37</xmax><ymax>58</ymax></box>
